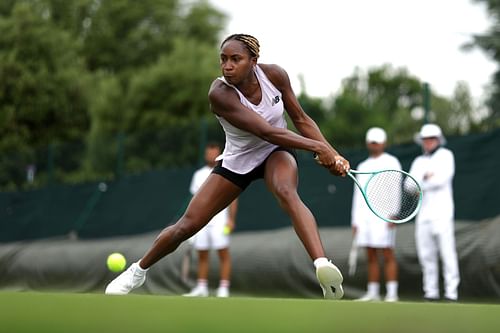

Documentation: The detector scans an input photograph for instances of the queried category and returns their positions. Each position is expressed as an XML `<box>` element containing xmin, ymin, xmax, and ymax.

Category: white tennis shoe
<box><xmin>183</xmin><ymin>285</ymin><xmax>209</xmax><ymax>297</ymax></box>
<box><xmin>316</xmin><ymin>261</ymin><xmax>344</xmax><ymax>300</ymax></box>
<box><xmin>105</xmin><ymin>262</ymin><xmax>147</xmax><ymax>295</ymax></box>
<box><xmin>356</xmin><ymin>293</ymin><xmax>381</xmax><ymax>301</ymax></box>
<box><xmin>216</xmin><ymin>287</ymin><xmax>230</xmax><ymax>298</ymax></box>
<box><xmin>384</xmin><ymin>294</ymin><xmax>399</xmax><ymax>302</ymax></box>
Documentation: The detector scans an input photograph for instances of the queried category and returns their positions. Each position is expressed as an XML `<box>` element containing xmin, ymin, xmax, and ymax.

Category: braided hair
<box><xmin>221</xmin><ymin>34</ymin><xmax>260</xmax><ymax>58</ymax></box>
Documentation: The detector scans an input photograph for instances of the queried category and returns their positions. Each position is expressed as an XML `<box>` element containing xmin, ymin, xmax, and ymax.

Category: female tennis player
<box><xmin>105</xmin><ymin>34</ymin><xmax>350</xmax><ymax>299</ymax></box>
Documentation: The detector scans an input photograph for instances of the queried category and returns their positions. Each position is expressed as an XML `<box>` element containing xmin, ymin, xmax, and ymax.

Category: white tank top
<box><xmin>215</xmin><ymin>65</ymin><xmax>287</xmax><ymax>174</ymax></box>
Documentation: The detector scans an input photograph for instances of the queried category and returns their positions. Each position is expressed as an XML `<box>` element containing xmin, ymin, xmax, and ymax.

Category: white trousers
<box><xmin>415</xmin><ymin>219</ymin><xmax>460</xmax><ymax>300</ymax></box>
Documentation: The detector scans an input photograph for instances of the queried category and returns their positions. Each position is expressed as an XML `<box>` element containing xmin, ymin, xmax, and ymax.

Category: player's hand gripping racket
<box><xmin>348</xmin><ymin>168</ymin><xmax>422</xmax><ymax>223</ymax></box>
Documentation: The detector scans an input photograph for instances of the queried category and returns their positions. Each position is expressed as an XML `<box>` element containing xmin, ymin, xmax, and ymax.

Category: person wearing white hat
<box><xmin>409</xmin><ymin>123</ymin><xmax>460</xmax><ymax>301</ymax></box>
<box><xmin>351</xmin><ymin>127</ymin><xmax>402</xmax><ymax>302</ymax></box>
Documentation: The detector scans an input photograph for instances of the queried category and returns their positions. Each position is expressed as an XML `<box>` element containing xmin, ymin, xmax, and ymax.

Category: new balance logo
<box><xmin>271</xmin><ymin>95</ymin><xmax>280</xmax><ymax>106</ymax></box>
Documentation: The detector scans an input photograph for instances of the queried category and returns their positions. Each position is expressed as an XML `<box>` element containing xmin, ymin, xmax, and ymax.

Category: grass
<box><xmin>1</xmin><ymin>291</ymin><xmax>499</xmax><ymax>333</ymax></box>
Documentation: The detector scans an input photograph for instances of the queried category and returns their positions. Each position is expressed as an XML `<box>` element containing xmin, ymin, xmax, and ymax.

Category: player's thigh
<box><xmin>263</xmin><ymin>151</ymin><xmax>299</xmax><ymax>195</ymax></box>
<box><xmin>185</xmin><ymin>174</ymin><xmax>241</xmax><ymax>225</ymax></box>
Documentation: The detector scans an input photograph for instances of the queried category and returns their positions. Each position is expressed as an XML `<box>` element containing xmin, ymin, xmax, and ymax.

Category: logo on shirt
<box><xmin>272</xmin><ymin>95</ymin><xmax>280</xmax><ymax>106</ymax></box>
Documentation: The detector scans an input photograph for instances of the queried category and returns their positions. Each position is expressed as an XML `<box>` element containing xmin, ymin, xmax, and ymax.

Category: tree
<box><xmin>448</xmin><ymin>81</ymin><xmax>476</xmax><ymax>135</ymax></box>
<box><xmin>0</xmin><ymin>2</ymin><xmax>89</xmax><ymax>189</ymax></box>
<box><xmin>322</xmin><ymin>65</ymin><xmax>423</xmax><ymax>148</ymax></box>
<box><xmin>121</xmin><ymin>38</ymin><xmax>221</xmax><ymax>172</ymax></box>
<box><xmin>78</xmin><ymin>0</ymin><xmax>227</xmax><ymax>173</ymax></box>
<box><xmin>466</xmin><ymin>0</ymin><xmax>500</xmax><ymax>129</ymax></box>
<box><xmin>0</xmin><ymin>0</ymin><xmax>228</xmax><ymax>189</ymax></box>
<box><xmin>319</xmin><ymin>65</ymin><xmax>479</xmax><ymax>148</ymax></box>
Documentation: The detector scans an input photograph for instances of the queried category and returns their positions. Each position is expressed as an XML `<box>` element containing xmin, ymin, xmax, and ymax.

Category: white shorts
<box><xmin>356</xmin><ymin>220</ymin><xmax>396</xmax><ymax>249</ymax></box>
<box><xmin>192</xmin><ymin>224</ymin><xmax>230</xmax><ymax>251</ymax></box>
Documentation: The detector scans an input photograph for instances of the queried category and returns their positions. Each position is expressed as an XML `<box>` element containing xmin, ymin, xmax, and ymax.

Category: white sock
<box><xmin>313</xmin><ymin>257</ymin><xmax>329</xmax><ymax>268</ymax></box>
<box><xmin>367</xmin><ymin>282</ymin><xmax>380</xmax><ymax>296</ymax></box>
<box><xmin>197</xmin><ymin>279</ymin><xmax>208</xmax><ymax>289</ymax></box>
<box><xmin>386</xmin><ymin>281</ymin><xmax>398</xmax><ymax>297</ymax></box>
<box><xmin>219</xmin><ymin>280</ymin><xmax>230</xmax><ymax>289</ymax></box>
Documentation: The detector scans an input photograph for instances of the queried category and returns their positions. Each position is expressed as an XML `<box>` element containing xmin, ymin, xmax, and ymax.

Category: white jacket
<box><xmin>409</xmin><ymin>147</ymin><xmax>455</xmax><ymax>227</ymax></box>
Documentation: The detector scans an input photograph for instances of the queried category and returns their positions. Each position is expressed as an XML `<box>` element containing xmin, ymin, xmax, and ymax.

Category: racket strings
<box><xmin>364</xmin><ymin>171</ymin><xmax>421</xmax><ymax>222</ymax></box>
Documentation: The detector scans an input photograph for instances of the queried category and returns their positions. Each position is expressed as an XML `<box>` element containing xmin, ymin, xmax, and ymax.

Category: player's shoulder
<box><xmin>259</xmin><ymin>63</ymin><xmax>286</xmax><ymax>74</ymax></box>
<box><xmin>208</xmin><ymin>78</ymin><xmax>240</xmax><ymax>112</ymax></box>
<box><xmin>208</xmin><ymin>78</ymin><xmax>232</xmax><ymax>100</ymax></box>
<box><xmin>258</xmin><ymin>63</ymin><xmax>289</xmax><ymax>87</ymax></box>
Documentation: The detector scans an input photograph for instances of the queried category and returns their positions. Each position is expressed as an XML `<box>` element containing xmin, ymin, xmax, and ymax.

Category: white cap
<box><xmin>365</xmin><ymin>127</ymin><xmax>387</xmax><ymax>144</ymax></box>
<box><xmin>415</xmin><ymin>123</ymin><xmax>446</xmax><ymax>145</ymax></box>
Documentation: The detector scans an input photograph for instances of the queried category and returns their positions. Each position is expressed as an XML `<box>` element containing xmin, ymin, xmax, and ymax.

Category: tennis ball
<box><xmin>106</xmin><ymin>252</ymin><xmax>126</xmax><ymax>272</ymax></box>
<box><xmin>223</xmin><ymin>226</ymin><xmax>231</xmax><ymax>235</ymax></box>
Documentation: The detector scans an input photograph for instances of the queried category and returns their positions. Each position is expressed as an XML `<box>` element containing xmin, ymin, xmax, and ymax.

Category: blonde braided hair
<box><xmin>221</xmin><ymin>34</ymin><xmax>260</xmax><ymax>58</ymax></box>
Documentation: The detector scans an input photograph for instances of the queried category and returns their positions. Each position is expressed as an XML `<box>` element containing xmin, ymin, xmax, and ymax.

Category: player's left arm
<box><xmin>261</xmin><ymin>64</ymin><xmax>350</xmax><ymax>173</ymax></box>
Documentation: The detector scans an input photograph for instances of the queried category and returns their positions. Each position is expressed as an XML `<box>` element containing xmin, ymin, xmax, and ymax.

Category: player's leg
<box><xmin>264</xmin><ymin>151</ymin><xmax>324</xmax><ymax>258</ymax></box>
<box><xmin>105</xmin><ymin>174</ymin><xmax>241</xmax><ymax>295</ymax></box>
<box><xmin>357</xmin><ymin>247</ymin><xmax>381</xmax><ymax>301</ymax></box>
<box><xmin>263</xmin><ymin>150</ymin><xmax>343</xmax><ymax>299</ymax></box>
<box><xmin>216</xmin><ymin>247</ymin><xmax>231</xmax><ymax>297</ymax></box>
<box><xmin>140</xmin><ymin>174</ymin><xmax>241</xmax><ymax>268</ymax></box>
<box><xmin>382</xmin><ymin>248</ymin><xmax>399</xmax><ymax>302</ymax></box>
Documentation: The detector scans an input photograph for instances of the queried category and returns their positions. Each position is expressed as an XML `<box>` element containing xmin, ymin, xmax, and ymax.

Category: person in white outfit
<box><xmin>105</xmin><ymin>34</ymin><xmax>350</xmax><ymax>299</ymax></box>
<box><xmin>183</xmin><ymin>143</ymin><xmax>238</xmax><ymax>298</ymax></box>
<box><xmin>351</xmin><ymin>127</ymin><xmax>402</xmax><ymax>302</ymax></box>
<box><xmin>409</xmin><ymin>123</ymin><xmax>460</xmax><ymax>301</ymax></box>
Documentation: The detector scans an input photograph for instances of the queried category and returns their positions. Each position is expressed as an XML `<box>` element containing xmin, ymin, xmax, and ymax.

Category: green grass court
<box><xmin>1</xmin><ymin>292</ymin><xmax>499</xmax><ymax>333</ymax></box>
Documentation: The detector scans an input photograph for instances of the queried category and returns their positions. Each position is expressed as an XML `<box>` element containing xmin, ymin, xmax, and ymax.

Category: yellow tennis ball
<box><xmin>223</xmin><ymin>226</ymin><xmax>231</xmax><ymax>235</ymax></box>
<box><xmin>107</xmin><ymin>253</ymin><xmax>126</xmax><ymax>272</ymax></box>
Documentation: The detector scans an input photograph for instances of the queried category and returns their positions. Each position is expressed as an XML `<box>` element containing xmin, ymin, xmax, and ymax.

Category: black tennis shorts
<box><xmin>212</xmin><ymin>147</ymin><xmax>297</xmax><ymax>190</ymax></box>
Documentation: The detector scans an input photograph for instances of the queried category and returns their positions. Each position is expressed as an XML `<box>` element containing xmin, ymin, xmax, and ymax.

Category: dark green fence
<box><xmin>1</xmin><ymin>128</ymin><xmax>499</xmax><ymax>242</ymax></box>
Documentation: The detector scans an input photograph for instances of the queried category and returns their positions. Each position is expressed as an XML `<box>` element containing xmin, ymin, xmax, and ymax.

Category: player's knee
<box><xmin>273</xmin><ymin>183</ymin><xmax>298</xmax><ymax>204</ymax></box>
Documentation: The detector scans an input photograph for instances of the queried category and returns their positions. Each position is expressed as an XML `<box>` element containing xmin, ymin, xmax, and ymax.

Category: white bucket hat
<box><xmin>415</xmin><ymin>123</ymin><xmax>446</xmax><ymax>145</ymax></box>
<box><xmin>365</xmin><ymin>127</ymin><xmax>387</xmax><ymax>144</ymax></box>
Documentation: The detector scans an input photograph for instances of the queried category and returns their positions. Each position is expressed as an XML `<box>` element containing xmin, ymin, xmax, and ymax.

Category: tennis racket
<box><xmin>348</xmin><ymin>168</ymin><xmax>422</xmax><ymax>223</ymax></box>
<box><xmin>347</xmin><ymin>235</ymin><xmax>358</xmax><ymax>276</ymax></box>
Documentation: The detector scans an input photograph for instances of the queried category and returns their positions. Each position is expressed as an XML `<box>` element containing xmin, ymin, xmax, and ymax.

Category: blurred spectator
<box><xmin>351</xmin><ymin>127</ymin><xmax>402</xmax><ymax>302</ymax></box>
<box><xmin>409</xmin><ymin>124</ymin><xmax>459</xmax><ymax>301</ymax></box>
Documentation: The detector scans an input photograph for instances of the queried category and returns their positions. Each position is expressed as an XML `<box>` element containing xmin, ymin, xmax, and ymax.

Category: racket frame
<box><xmin>348</xmin><ymin>169</ymin><xmax>423</xmax><ymax>224</ymax></box>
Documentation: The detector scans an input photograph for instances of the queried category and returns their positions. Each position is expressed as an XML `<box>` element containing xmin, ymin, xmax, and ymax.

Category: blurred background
<box><xmin>1</xmin><ymin>0</ymin><xmax>500</xmax><ymax>300</ymax></box>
